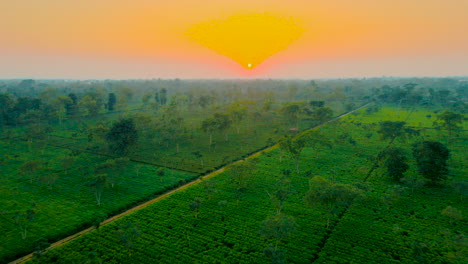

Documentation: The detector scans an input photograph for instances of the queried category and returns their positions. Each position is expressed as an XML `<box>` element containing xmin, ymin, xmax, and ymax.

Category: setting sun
<box><xmin>186</xmin><ymin>13</ymin><xmax>303</xmax><ymax>70</ymax></box>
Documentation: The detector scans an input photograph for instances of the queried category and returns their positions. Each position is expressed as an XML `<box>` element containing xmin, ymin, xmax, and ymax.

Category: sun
<box><xmin>186</xmin><ymin>13</ymin><xmax>303</xmax><ymax>70</ymax></box>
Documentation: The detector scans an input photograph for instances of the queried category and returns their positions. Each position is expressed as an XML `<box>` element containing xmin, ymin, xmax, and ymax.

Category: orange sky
<box><xmin>1</xmin><ymin>0</ymin><xmax>467</xmax><ymax>78</ymax></box>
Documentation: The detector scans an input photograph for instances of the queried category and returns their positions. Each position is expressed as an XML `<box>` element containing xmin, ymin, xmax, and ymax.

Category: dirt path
<box><xmin>9</xmin><ymin>102</ymin><xmax>370</xmax><ymax>264</ymax></box>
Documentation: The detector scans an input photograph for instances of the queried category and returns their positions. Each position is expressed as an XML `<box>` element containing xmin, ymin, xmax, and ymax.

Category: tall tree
<box><xmin>32</xmin><ymin>237</ymin><xmax>50</xmax><ymax>258</ymax></box>
<box><xmin>107</xmin><ymin>93</ymin><xmax>116</xmax><ymax>111</ymax></box>
<box><xmin>65</xmin><ymin>93</ymin><xmax>79</xmax><ymax>117</ymax></box>
<box><xmin>113</xmin><ymin>222</ymin><xmax>140</xmax><ymax>258</ymax></box>
<box><xmin>268</xmin><ymin>177</ymin><xmax>295</xmax><ymax>214</ymax></box>
<box><xmin>201</xmin><ymin>113</ymin><xmax>232</xmax><ymax>145</ymax></box>
<box><xmin>214</xmin><ymin>113</ymin><xmax>232</xmax><ymax>141</ymax></box>
<box><xmin>18</xmin><ymin>160</ymin><xmax>43</xmax><ymax>184</ymax></box>
<box><xmin>79</xmin><ymin>91</ymin><xmax>103</xmax><ymax>116</ymax></box>
<box><xmin>228</xmin><ymin>160</ymin><xmax>256</xmax><ymax>189</ymax></box>
<box><xmin>12</xmin><ymin>207</ymin><xmax>36</xmax><ymax>239</ymax></box>
<box><xmin>53</xmin><ymin>95</ymin><xmax>73</xmax><ymax>125</ymax></box>
<box><xmin>117</xmin><ymin>87</ymin><xmax>134</xmax><ymax>108</ymax></box>
<box><xmin>228</xmin><ymin>104</ymin><xmax>247</xmax><ymax>134</ymax></box>
<box><xmin>60</xmin><ymin>156</ymin><xmax>75</xmax><ymax>175</ymax></box>
<box><xmin>305</xmin><ymin>177</ymin><xmax>361</xmax><ymax>228</ymax></box>
<box><xmin>154</xmin><ymin>90</ymin><xmax>160</xmax><ymax>105</ymax></box>
<box><xmin>94</xmin><ymin>158</ymin><xmax>130</xmax><ymax>188</ymax></box>
<box><xmin>0</xmin><ymin>93</ymin><xmax>15</xmax><ymax>127</ymax></box>
<box><xmin>160</xmin><ymin>88</ymin><xmax>167</xmax><ymax>105</ymax></box>
<box><xmin>279</xmin><ymin>134</ymin><xmax>307</xmax><ymax>172</ymax></box>
<box><xmin>106</xmin><ymin>118</ymin><xmax>139</xmax><ymax>156</ymax></box>
<box><xmin>451</xmin><ymin>181</ymin><xmax>468</xmax><ymax>201</ymax></box>
<box><xmin>306</xmin><ymin>130</ymin><xmax>333</xmax><ymax>158</ymax></box>
<box><xmin>433</xmin><ymin>111</ymin><xmax>464</xmax><ymax>141</ymax></box>
<box><xmin>378</xmin><ymin>147</ymin><xmax>409</xmax><ymax>181</ymax></box>
<box><xmin>259</xmin><ymin>213</ymin><xmax>297</xmax><ymax>264</ymax></box>
<box><xmin>156</xmin><ymin>168</ymin><xmax>165</xmax><ymax>182</ymax></box>
<box><xmin>312</xmin><ymin>106</ymin><xmax>333</xmax><ymax>124</ymax></box>
<box><xmin>90</xmin><ymin>173</ymin><xmax>108</xmax><ymax>206</ymax></box>
<box><xmin>189</xmin><ymin>198</ymin><xmax>202</xmax><ymax>219</ymax></box>
<box><xmin>201</xmin><ymin>116</ymin><xmax>217</xmax><ymax>146</ymax></box>
<box><xmin>227</xmin><ymin>160</ymin><xmax>257</xmax><ymax>205</ymax></box>
<box><xmin>279</xmin><ymin>102</ymin><xmax>305</xmax><ymax>127</ymax></box>
<box><xmin>377</xmin><ymin>121</ymin><xmax>419</xmax><ymax>143</ymax></box>
<box><xmin>412</xmin><ymin>141</ymin><xmax>450</xmax><ymax>185</ymax></box>
<box><xmin>441</xmin><ymin>206</ymin><xmax>463</xmax><ymax>225</ymax></box>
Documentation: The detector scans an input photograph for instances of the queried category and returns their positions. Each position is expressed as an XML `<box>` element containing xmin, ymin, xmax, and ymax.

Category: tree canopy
<box><xmin>412</xmin><ymin>141</ymin><xmax>450</xmax><ymax>185</ymax></box>
<box><xmin>106</xmin><ymin>118</ymin><xmax>139</xmax><ymax>156</ymax></box>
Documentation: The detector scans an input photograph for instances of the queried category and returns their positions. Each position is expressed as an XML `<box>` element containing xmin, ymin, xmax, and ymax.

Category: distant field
<box><xmin>26</xmin><ymin>105</ymin><xmax>467</xmax><ymax>263</ymax></box>
<box><xmin>347</xmin><ymin>106</ymin><xmax>468</xmax><ymax>129</ymax></box>
<box><xmin>43</xmin><ymin>108</ymin><xmax>336</xmax><ymax>174</ymax></box>
<box><xmin>1</xmin><ymin>101</ymin><xmax>348</xmax><ymax>175</ymax></box>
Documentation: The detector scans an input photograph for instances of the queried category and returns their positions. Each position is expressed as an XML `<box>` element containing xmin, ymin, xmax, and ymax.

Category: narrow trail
<box><xmin>9</xmin><ymin>102</ymin><xmax>371</xmax><ymax>264</ymax></box>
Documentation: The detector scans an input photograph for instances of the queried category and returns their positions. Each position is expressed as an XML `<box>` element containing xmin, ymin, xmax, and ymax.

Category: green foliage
<box><xmin>113</xmin><ymin>221</ymin><xmax>140</xmax><ymax>257</ymax></box>
<box><xmin>189</xmin><ymin>198</ymin><xmax>202</xmax><ymax>218</ymax></box>
<box><xmin>279</xmin><ymin>102</ymin><xmax>306</xmax><ymax>126</ymax></box>
<box><xmin>268</xmin><ymin>177</ymin><xmax>295</xmax><ymax>214</ymax></box>
<box><xmin>401</xmin><ymin>175</ymin><xmax>426</xmax><ymax>193</ymax></box>
<box><xmin>227</xmin><ymin>160</ymin><xmax>257</xmax><ymax>189</ymax></box>
<box><xmin>107</xmin><ymin>93</ymin><xmax>116</xmax><ymax>111</ymax></box>
<box><xmin>377</xmin><ymin>121</ymin><xmax>419</xmax><ymax>142</ymax></box>
<box><xmin>441</xmin><ymin>206</ymin><xmax>463</xmax><ymax>225</ymax></box>
<box><xmin>451</xmin><ymin>181</ymin><xmax>468</xmax><ymax>201</ymax></box>
<box><xmin>259</xmin><ymin>213</ymin><xmax>297</xmax><ymax>263</ymax></box>
<box><xmin>433</xmin><ymin>110</ymin><xmax>464</xmax><ymax>139</ymax></box>
<box><xmin>90</xmin><ymin>173</ymin><xmax>108</xmax><ymax>206</ymax></box>
<box><xmin>412</xmin><ymin>141</ymin><xmax>450</xmax><ymax>185</ymax></box>
<box><xmin>311</xmin><ymin>106</ymin><xmax>333</xmax><ymax>124</ymax></box>
<box><xmin>303</xmin><ymin>130</ymin><xmax>332</xmax><ymax>158</ymax></box>
<box><xmin>94</xmin><ymin>158</ymin><xmax>130</xmax><ymax>188</ymax></box>
<box><xmin>305</xmin><ymin>177</ymin><xmax>361</xmax><ymax>227</ymax></box>
<box><xmin>378</xmin><ymin>147</ymin><xmax>409</xmax><ymax>181</ymax></box>
<box><xmin>1</xmin><ymin>80</ymin><xmax>466</xmax><ymax>263</ymax></box>
<box><xmin>20</xmin><ymin>105</ymin><xmax>467</xmax><ymax>263</ymax></box>
<box><xmin>32</xmin><ymin>238</ymin><xmax>50</xmax><ymax>259</ymax></box>
<box><xmin>12</xmin><ymin>207</ymin><xmax>36</xmax><ymax>240</ymax></box>
<box><xmin>279</xmin><ymin>134</ymin><xmax>307</xmax><ymax>172</ymax></box>
<box><xmin>259</xmin><ymin>213</ymin><xmax>297</xmax><ymax>242</ymax></box>
<box><xmin>18</xmin><ymin>160</ymin><xmax>43</xmax><ymax>184</ymax></box>
<box><xmin>105</xmin><ymin>118</ymin><xmax>138</xmax><ymax>156</ymax></box>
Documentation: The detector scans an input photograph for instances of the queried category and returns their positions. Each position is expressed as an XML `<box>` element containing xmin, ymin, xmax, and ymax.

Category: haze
<box><xmin>1</xmin><ymin>0</ymin><xmax>467</xmax><ymax>79</ymax></box>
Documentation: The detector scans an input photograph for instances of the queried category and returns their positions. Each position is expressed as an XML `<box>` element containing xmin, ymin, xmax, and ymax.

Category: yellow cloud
<box><xmin>186</xmin><ymin>13</ymin><xmax>304</xmax><ymax>69</ymax></box>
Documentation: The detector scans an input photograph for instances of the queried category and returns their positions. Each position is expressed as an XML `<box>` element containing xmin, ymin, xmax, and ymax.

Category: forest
<box><xmin>0</xmin><ymin>77</ymin><xmax>466</xmax><ymax>263</ymax></box>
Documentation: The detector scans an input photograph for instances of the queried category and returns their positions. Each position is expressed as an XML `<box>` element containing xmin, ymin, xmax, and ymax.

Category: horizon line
<box><xmin>1</xmin><ymin>75</ymin><xmax>468</xmax><ymax>82</ymax></box>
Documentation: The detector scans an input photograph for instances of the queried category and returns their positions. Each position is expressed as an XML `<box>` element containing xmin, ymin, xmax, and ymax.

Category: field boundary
<box><xmin>9</xmin><ymin>102</ymin><xmax>371</xmax><ymax>264</ymax></box>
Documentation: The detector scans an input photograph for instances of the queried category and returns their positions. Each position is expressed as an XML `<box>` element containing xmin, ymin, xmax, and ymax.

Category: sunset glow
<box><xmin>0</xmin><ymin>0</ymin><xmax>467</xmax><ymax>78</ymax></box>
<box><xmin>186</xmin><ymin>13</ymin><xmax>303</xmax><ymax>70</ymax></box>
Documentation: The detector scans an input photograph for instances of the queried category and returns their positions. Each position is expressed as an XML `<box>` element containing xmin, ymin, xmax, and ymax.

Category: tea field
<box><xmin>0</xmin><ymin>138</ymin><xmax>196</xmax><ymax>263</ymax></box>
<box><xmin>25</xmin><ymin>106</ymin><xmax>467</xmax><ymax>263</ymax></box>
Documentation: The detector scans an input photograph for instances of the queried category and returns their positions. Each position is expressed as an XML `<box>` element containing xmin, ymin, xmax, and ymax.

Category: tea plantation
<box><xmin>25</xmin><ymin>106</ymin><xmax>467</xmax><ymax>263</ymax></box>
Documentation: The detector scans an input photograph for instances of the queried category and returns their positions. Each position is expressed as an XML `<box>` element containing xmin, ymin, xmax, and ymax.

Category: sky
<box><xmin>1</xmin><ymin>0</ymin><xmax>467</xmax><ymax>79</ymax></box>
